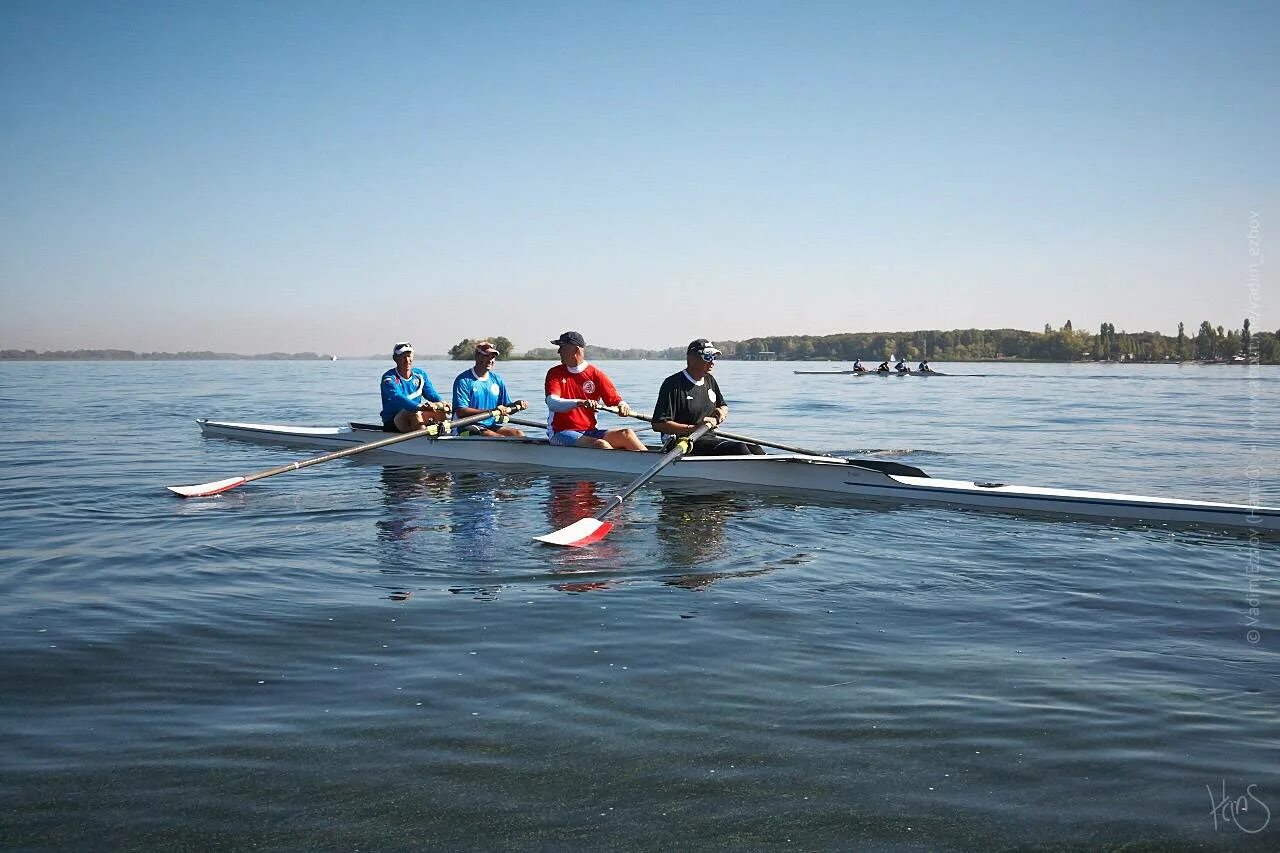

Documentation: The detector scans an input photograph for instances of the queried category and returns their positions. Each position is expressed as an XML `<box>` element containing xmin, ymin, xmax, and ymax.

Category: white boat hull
<box><xmin>195</xmin><ymin>419</ymin><xmax>1280</xmax><ymax>532</ymax></box>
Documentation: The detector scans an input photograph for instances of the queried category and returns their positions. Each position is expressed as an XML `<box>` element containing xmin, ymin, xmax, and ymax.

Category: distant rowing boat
<box><xmin>191</xmin><ymin>419</ymin><xmax>1280</xmax><ymax>531</ymax></box>
<box><xmin>794</xmin><ymin>369</ymin><xmax>947</xmax><ymax>376</ymax></box>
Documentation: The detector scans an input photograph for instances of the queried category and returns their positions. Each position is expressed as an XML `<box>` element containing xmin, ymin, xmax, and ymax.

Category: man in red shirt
<box><xmin>544</xmin><ymin>331</ymin><xmax>647</xmax><ymax>451</ymax></box>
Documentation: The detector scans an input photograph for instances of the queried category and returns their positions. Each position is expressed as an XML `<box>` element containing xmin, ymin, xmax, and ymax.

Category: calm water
<box><xmin>1</xmin><ymin>360</ymin><xmax>1277</xmax><ymax>849</ymax></box>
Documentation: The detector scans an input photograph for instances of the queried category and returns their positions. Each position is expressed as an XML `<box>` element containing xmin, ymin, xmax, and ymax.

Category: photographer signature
<box><xmin>1207</xmin><ymin>779</ymin><xmax>1270</xmax><ymax>834</ymax></box>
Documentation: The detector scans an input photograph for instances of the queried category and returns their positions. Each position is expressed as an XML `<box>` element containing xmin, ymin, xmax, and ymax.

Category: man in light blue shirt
<box><xmin>451</xmin><ymin>341</ymin><xmax>527</xmax><ymax>437</ymax></box>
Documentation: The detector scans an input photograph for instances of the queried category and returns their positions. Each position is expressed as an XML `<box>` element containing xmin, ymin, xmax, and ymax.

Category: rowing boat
<box><xmin>793</xmin><ymin>369</ymin><xmax>946</xmax><ymax>376</ymax></box>
<box><xmin>193</xmin><ymin>419</ymin><xmax>1280</xmax><ymax>531</ymax></box>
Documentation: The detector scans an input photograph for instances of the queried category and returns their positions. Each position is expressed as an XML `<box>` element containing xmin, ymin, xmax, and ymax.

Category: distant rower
<box><xmin>853</xmin><ymin>359</ymin><xmax>866</xmax><ymax>373</ymax></box>
<box><xmin>918</xmin><ymin>360</ymin><xmax>932</xmax><ymax>373</ymax></box>
<box><xmin>894</xmin><ymin>358</ymin><xmax>908</xmax><ymax>373</ymax></box>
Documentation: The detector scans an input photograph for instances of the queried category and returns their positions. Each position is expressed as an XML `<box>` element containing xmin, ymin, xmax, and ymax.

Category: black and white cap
<box><xmin>687</xmin><ymin>338</ymin><xmax>722</xmax><ymax>360</ymax></box>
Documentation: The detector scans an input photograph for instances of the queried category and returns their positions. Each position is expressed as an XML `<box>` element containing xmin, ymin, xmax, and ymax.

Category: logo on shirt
<box><xmin>582</xmin><ymin>380</ymin><xmax>596</xmax><ymax>395</ymax></box>
<box><xmin>489</xmin><ymin>382</ymin><xmax>498</xmax><ymax>394</ymax></box>
<box><xmin>708</xmin><ymin>389</ymin><xmax>718</xmax><ymax>404</ymax></box>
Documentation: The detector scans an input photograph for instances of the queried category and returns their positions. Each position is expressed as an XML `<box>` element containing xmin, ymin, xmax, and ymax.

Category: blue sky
<box><xmin>2</xmin><ymin>1</ymin><xmax>1275</xmax><ymax>355</ymax></box>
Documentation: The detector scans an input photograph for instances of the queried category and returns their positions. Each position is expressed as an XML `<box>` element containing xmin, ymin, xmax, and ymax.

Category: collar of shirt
<box><xmin>567</xmin><ymin>361</ymin><xmax>590</xmax><ymax>375</ymax></box>
<box><xmin>681</xmin><ymin>369</ymin><xmax>705</xmax><ymax>387</ymax></box>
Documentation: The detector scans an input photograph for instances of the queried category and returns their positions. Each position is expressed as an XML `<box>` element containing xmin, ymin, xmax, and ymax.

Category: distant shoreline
<box><xmin>0</xmin><ymin>350</ymin><xmax>338</xmax><ymax>362</ymax></box>
<box><xmin>4</xmin><ymin>319</ymin><xmax>1271</xmax><ymax>365</ymax></box>
<box><xmin>0</xmin><ymin>351</ymin><xmax>1268</xmax><ymax>366</ymax></box>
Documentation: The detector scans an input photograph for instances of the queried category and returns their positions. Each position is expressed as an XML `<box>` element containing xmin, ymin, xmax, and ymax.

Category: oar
<box><xmin>591</xmin><ymin>406</ymin><xmax>845</xmax><ymax>459</ymax></box>
<box><xmin>168</xmin><ymin>402</ymin><xmax>528</xmax><ymax>497</ymax></box>
<box><xmin>534</xmin><ymin>422</ymin><xmax>713</xmax><ymax>547</ymax></box>
<box><xmin>510</xmin><ymin>412</ymin><xmax>828</xmax><ymax>458</ymax></box>
<box><xmin>591</xmin><ymin>406</ymin><xmax>928</xmax><ymax>477</ymax></box>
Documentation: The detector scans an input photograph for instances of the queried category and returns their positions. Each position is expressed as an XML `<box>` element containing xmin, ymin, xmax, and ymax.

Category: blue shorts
<box><xmin>549</xmin><ymin>428</ymin><xmax>607</xmax><ymax>446</ymax></box>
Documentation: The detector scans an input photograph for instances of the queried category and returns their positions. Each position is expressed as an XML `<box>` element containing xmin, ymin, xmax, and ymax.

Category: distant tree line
<box><xmin>722</xmin><ymin>318</ymin><xmax>1276</xmax><ymax>363</ymax></box>
<box><xmin>6</xmin><ymin>319</ymin><xmax>1272</xmax><ymax>363</ymax></box>
<box><xmin>522</xmin><ymin>345</ymin><xmax>688</xmax><ymax>361</ymax></box>
<box><xmin>0</xmin><ymin>349</ymin><xmax>333</xmax><ymax>361</ymax></box>
<box><xmin>447</xmin><ymin>337</ymin><xmax>514</xmax><ymax>359</ymax></box>
<box><xmin>508</xmin><ymin>319</ymin><xmax>1273</xmax><ymax>363</ymax></box>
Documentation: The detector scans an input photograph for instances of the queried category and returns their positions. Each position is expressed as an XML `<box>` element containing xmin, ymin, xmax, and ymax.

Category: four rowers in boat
<box><xmin>382</xmin><ymin>333</ymin><xmax>822</xmax><ymax>454</ymax></box>
<box><xmin>863</xmin><ymin>358</ymin><xmax>936</xmax><ymax>374</ymax></box>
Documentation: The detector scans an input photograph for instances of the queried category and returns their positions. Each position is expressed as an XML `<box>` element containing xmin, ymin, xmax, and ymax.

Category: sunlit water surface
<box><xmin>1</xmin><ymin>360</ymin><xmax>1277</xmax><ymax>849</ymax></box>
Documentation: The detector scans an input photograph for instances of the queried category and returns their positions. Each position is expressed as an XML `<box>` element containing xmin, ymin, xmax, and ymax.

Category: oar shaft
<box><xmin>240</xmin><ymin>424</ymin><xmax>449</xmax><ymax>483</ymax></box>
<box><xmin>598</xmin><ymin>406</ymin><xmax>836</xmax><ymax>459</ymax></box>
<box><xmin>170</xmin><ymin>402</ymin><xmax>527</xmax><ymax>496</ymax></box>
<box><xmin>707</xmin><ymin>428</ymin><xmax>827</xmax><ymax>458</ymax></box>
<box><xmin>508</xmin><ymin>416</ymin><xmax>548</xmax><ymax>432</ymax></box>
<box><xmin>594</xmin><ymin>422</ymin><xmax>713</xmax><ymax>521</ymax></box>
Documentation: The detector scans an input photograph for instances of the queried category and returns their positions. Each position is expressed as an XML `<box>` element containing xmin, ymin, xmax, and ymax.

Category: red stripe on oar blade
<box><xmin>166</xmin><ymin>476</ymin><xmax>247</xmax><ymax>498</ymax></box>
<box><xmin>534</xmin><ymin>518</ymin><xmax>613</xmax><ymax>547</ymax></box>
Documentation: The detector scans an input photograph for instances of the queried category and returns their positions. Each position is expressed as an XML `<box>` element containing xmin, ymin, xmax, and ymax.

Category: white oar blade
<box><xmin>534</xmin><ymin>518</ymin><xmax>613</xmax><ymax>547</ymax></box>
<box><xmin>167</xmin><ymin>476</ymin><xmax>247</xmax><ymax>498</ymax></box>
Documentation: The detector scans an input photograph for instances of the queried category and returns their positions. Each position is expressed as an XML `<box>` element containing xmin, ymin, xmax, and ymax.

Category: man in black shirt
<box><xmin>651</xmin><ymin>339</ymin><xmax>764</xmax><ymax>456</ymax></box>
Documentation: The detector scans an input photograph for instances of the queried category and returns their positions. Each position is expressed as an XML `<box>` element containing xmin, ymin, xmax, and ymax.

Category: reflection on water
<box><xmin>375</xmin><ymin>465</ymin><xmax>543</xmax><ymax>599</ymax></box>
<box><xmin>655</xmin><ymin>491</ymin><xmax>734</xmax><ymax>563</ymax></box>
<box><xmin>664</xmin><ymin>564</ymin><xmax>780</xmax><ymax>591</ymax></box>
<box><xmin>375</xmin><ymin>465</ymin><xmax>455</xmax><ymax>549</ymax></box>
<box><xmin>541</xmin><ymin>479</ymin><xmax>635</xmax><ymax>590</ymax></box>
<box><xmin>553</xmin><ymin>579</ymin><xmax>615</xmax><ymax>594</ymax></box>
<box><xmin>446</xmin><ymin>582</ymin><xmax>504</xmax><ymax>601</ymax></box>
<box><xmin>665</xmin><ymin>552</ymin><xmax>812</xmax><ymax>591</ymax></box>
<box><xmin>539</xmin><ymin>484</ymin><xmax>766</xmax><ymax>592</ymax></box>
<box><xmin>448</xmin><ymin>471</ymin><xmax>502</xmax><ymax>568</ymax></box>
<box><xmin>544</xmin><ymin>479</ymin><xmax>607</xmax><ymax>533</ymax></box>
<box><xmin>655</xmin><ymin>491</ymin><xmax>736</xmax><ymax>566</ymax></box>
<box><xmin>654</xmin><ymin>491</ymin><xmax>800</xmax><ymax>590</ymax></box>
